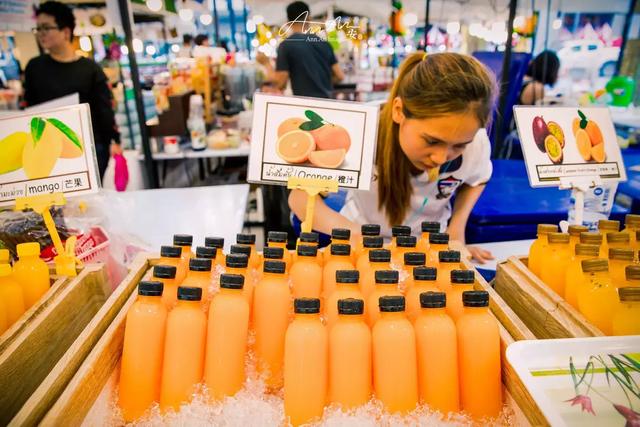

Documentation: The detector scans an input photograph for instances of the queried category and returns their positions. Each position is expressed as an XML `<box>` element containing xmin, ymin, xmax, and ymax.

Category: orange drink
<box><xmin>290</xmin><ymin>245</ymin><xmax>322</xmax><ymax>299</ymax></box>
<box><xmin>153</xmin><ymin>265</ymin><xmax>178</xmax><ymax>310</ymax></box>
<box><xmin>267</xmin><ymin>231</ymin><xmax>292</xmax><ymax>271</ymax></box>
<box><xmin>204</xmin><ymin>236</ymin><xmax>225</xmax><ymax>268</ymax></box>
<box><xmin>405</xmin><ymin>267</ymin><xmax>439</xmax><ymax>322</ymax></box>
<box><xmin>402</xmin><ymin>252</ymin><xmax>426</xmax><ymax>289</ymax></box>
<box><xmin>360</xmin><ymin>249</ymin><xmax>391</xmax><ymax>298</ymax></box>
<box><xmin>366</xmin><ymin>270</ymin><xmax>402</xmax><ymax>327</ymax></box>
<box><xmin>612</xmin><ymin>287</ymin><xmax>640</xmax><ymax>335</ymax></box>
<box><xmin>173</xmin><ymin>234</ymin><xmax>194</xmax><ymax>282</ymax></box>
<box><xmin>564</xmin><ymin>244</ymin><xmax>600</xmax><ymax>308</ymax></box>
<box><xmin>354</xmin><ymin>224</ymin><xmax>381</xmax><ymax>259</ymax></box>
<box><xmin>608</xmin><ymin>248</ymin><xmax>634</xmax><ymax>286</ymax></box>
<box><xmin>436</xmin><ymin>250</ymin><xmax>461</xmax><ymax>293</ymax></box>
<box><xmin>540</xmin><ymin>233</ymin><xmax>571</xmax><ymax>296</ymax></box>
<box><xmin>416</xmin><ymin>221</ymin><xmax>440</xmax><ymax>253</ymax></box>
<box><xmin>356</xmin><ymin>236</ymin><xmax>383</xmax><ymax>278</ymax></box>
<box><xmin>446</xmin><ymin>270</ymin><xmax>475</xmax><ymax>322</ymax></box>
<box><xmin>0</xmin><ymin>264</ymin><xmax>25</xmax><ymax>325</ymax></box>
<box><xmin>236</xmin><ymin>233</ymin><xmax>260</xmax><ymax>271</ymax></box>
<box><xmin>568</xmin><ymin>225</ymin><xmax>589</xmax><ymax>255</ymax></box>
<box><xmin>391</xmin><ymin>236</ymin><xmax>417</xmax><ymax>269</ymax></box>
<box><xmin>160</xmin><ymin>245</ymin><xmax>184</xmax><ymax>284</ymax></box>
<box><xmin>528</xmin><ymin>224</ymin><xmax>558</xmax><ymax>276</ymax></box>
<box><xmin>580</xmin><ymin>232</ymin><xmax>606</xmax><ymax>258</ymax></box>
<box><xmin>625</xmin><ymin>265</ymin><xmax>640</xmax><ymax>287</ymax></box>
<box><xmin>322</xmin><ymin>244</ymin><xmax>353</xmax><ymax>299</ymax></box>
<box><xmin>388</xmin><ymin>225</ymin><xmax>411</xmax><ymax>253</ymax></box>
<box><xmin>13</xmin><ymin>242</ymin><xmax>49</xmax><ymax>309</ymax></box>
<box><xmin>577</xmin><ymin>259</ymin><xmax>618</xmax><ymax>335</ymax></box>
<box><xmin>325</xmin><ymin>270</ymin><xmax>363</xmax><ymax>329</ymax></box>
<box><xmin>426</xmin><ymin>233</ymin><xmax>449</xmax><ymax>268</ymax></box>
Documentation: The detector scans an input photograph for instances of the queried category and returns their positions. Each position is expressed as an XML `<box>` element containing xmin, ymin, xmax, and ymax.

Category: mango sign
<box><xmin>0</xmin><ymin>104</ymin><xmax>100</xmax><ymax>206</ymax></box>
<box><xmin>248</xmin><ymin>94</ymin><xmax>379</xmax><ymax>190</ymax></box>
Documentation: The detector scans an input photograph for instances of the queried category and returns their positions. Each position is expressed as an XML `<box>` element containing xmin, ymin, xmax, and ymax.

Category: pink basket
<box><xmin>76</xmin><ymin>226</ymin><xmax>110</xmax><ymax>264</ymax></box>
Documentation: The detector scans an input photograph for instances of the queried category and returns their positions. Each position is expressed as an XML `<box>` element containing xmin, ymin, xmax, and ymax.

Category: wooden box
<box><xmin>494</xmin><ymin>256</ymin><xmax>603</xmax><ymax>339</ymax></box>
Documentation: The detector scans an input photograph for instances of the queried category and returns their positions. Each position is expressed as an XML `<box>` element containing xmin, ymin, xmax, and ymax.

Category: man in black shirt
<box><xmin>24</xmin><ymin>1</ymin><xmax>120</xmax><ymax>180</ymax></box>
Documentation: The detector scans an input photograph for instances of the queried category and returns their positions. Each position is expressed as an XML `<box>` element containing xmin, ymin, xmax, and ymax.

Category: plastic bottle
<box><xmin>267</xmin><ymin>231</ymin><xmax>292</xmax><ymax>271</ymax></box>
<box><xmin>0</xmin><ymin>297</ymin><xmax>8</xmax><ymax>335</ymax></box>
<box><xmin>372</xmin><ymin>295</ymin><xmax>418</xmax><ymax>414</ymax></box>
<box><xmin>568</xmin><ymin>225</ymin><xmax>589</xmax><ymax>256</ymax></box>
<box><xmin>577</xmin><ymin>259</ymin><xmax>619</xmax><ymax>335</ymax></box>
<box><xmin>406</xmin><ymin>267</ymin><xmax>439</xmax><ymax>322</ymax></box>
<box><xmin>580</xmin><ymin>232</ymin><xmax>606</xmax><ymax>258</ymax></box>
<box><xmin>329</xmin><ymin>298</ymin><xmax>371</xmax><ymax>409</ymax></box>
<box><xmin>253</xmin><ymin>260</ymin><xmax>291</xmax><ymax>389</ymax></box>
<box><xmin>236</xmin><ymin>234</ymin><xmax>261</xmax><ymax>271</ymax></box>
<box><xmin>539</xmin><ymin>233</ymin><xmax>572</xmax><ymax>296</ymax></box>
<box><xmin>391</xmin><ymin>236</ymin><xmax>418</xmax><ymax>269</ymax></box>
<box><xmin>360</xmin><ymin>249</ymin><xmax>392</xmax><ymax>298</ymax></box>
<box><xmin>612</xmin><ymin>287</ymin><xmax>640</xmax><ymax>335</ymax></box>
<box><xmin>608</xmin><ymin>248</ymin><xmax>634</xmax><ymax>286</ymax></box>
<box><xmin>564</xmin><ymin>244</ymin><xmax>600</xmax><ymax>308</ymax></box>
<box><xmin>354</xmin><ymin>224</ymin><xmax>381</xmax><ymax>259</ymax></box>
<box><xmin>402</xmin><ymin>252</ymin><xmax>426</xmax><ymax>289</ymax></box>
<box><xmin>295</xmin><ymin>232</ymin><xmax>321</xmax><ymax>266</ymax></box>
<box><xmin>426</xmin><ymin>233</ymin><xmax>450</xmax><ymax>268</ymax></box>
<box><xmin>606</xmin><ymin>232</ymin><xmax>630</xmax><ymax>250</ymax></box>
<box><xmin>230</xmin><ymin>244</ymin><xmax>256</xmax><ymax>277</ymax></box>
<box><xmin>636</xmin><ymin>231</ymin><xmax>640</xmax><ymax>258</ymax></box>
<box><xmin>13</xmin><ymin>242</ymin><xmax>50</xmax><ymax>309</ymax></box>
<box><xmin>528</xmin><ymin>224</ymin><xmax>558</xmax><ymax>276</ymax></box>
<box><xmin>204</xmin><ymin>236</ymin><xmax>226</xmax><ymax>268</ymax></box>
<box><xmin>416</xmin><ymin>221</ymin><xmax>440</xmax><ymax>253</ymax></box>
<box><xmin>436</xmin><ymin>250</ymin><xmax>461</xmax><ymax>293</ymax></box>
<box><xmin>366</xmin><ymin>270</ymin><xmax>402</xmax><ymax>327</ymax></box>
<box><xmin>258</xmin><ymin>247</ymin><xmax>284</xmax><ymax>282</ymax></box>
<box><xmin>624</xmin><ymin>265</ymin><xmax>640</xmax><ymax>288</ymax></box>
<box><xmin>290</xmin><ymin>245</ymin><xmax>322</xmax><ymax>299</ymax></box>
<box><xmin>356</xmin><ymin>236</ymin><xmax>384</xmax><ymax>278</ymax></box>
<box><xmin>119</xmin><ymin>281</ymin><xmax>167</xmax><ymax>421</ymax></box>
<box><xmin>173</xmin><ymin>234</ymin><xmax>194</xmax><ymax>283</ymax></box>
<box><xmin>325</xmin><ymin>270</ymin><xmax>364</xmax><ymax>329</ymax></box>
<box><xmin>414</xmin><ymin>291</ymin><xmax>459</xmax><ymax>413</ymax></box>
<box><xmin>598</xmin><ymin>220</ymin><xmax>620</xmax><ymax>257</ymax></box>
<box><xmin>153</xmin><ymin>265</ymin><xmax>178</xmax><ymax>310</ymax></box>
<box><xmin>622</xmin><ymin>214</ymin><xmax>640</xmax><ymax>242</ymax></box>
<box><xmin>188</xmin><ymin>94</ymin><xmax>207</xmax><ymax>151</ymax></box>
<box><xmin>457</xmin><ymin>290</ymin><xmax>502</xmax><ymax>419</ymax></box>
<box><xmin>329</xmin><ymin>228</ymin><xmax>353</xmax><ymax>264</ymax></box>
<box><xmin>447</xmin><ymin>270</ymin><xmax>475</xmax><ymax>322</ymax></box>
<box><xmin>160</xmin><ymin>245</ymin><xmax>185</xmax><ymax>284</ymax></box>
<box><xmin>388</xmin><ymin>225</ymin><xmax>411</xmax><ymax>253</ymax></box>
<box><xmin>181</xmin><ymin>258</ymin><xmax>213</xmax><ymax>306</ymax></box>
<box><xmin>195</xmin><ymin>246</ymin><xmax>218</xmax><ymax>269</ymax></box>
<box><xmin>0</xmin><ymin>264</ymin><xmax>25</xmax><ymax>325</ymax></box>
<box><xmin>225</xmin><ymin>254</ymin><xmax>252</xmax><ymax>305</ymax></box>
<box><xmin>284</xmin><ymin>298</ymin><xmax>328</xmax><ymax>426</ymax></box>
<box><xmin>204</xmin><ymin>274</ymin><xmax>250</xmax><ymax>399</ymax></box>
<box><xmin>0</xmin><ymin>248</ymin><xmax>9</xmax><ymax>264</ymax></box>
<box><xmin>160</xmin><ymin>286</ymin><xmax>207</xmax><ymax>411</ymax></box>
<box><xmin>322</xmin><ymin>244</ymin><xmax>353</xmax><ymax>299</ymax></box>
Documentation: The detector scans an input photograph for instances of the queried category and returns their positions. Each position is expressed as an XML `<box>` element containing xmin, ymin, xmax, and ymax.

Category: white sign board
<box><xmin>0</xmin><ymin>104</ymin><xmax>100</xmax><ymax>206</ymax></box>
<box><xmin>248</xmin><ymin>93</ymin><xmax>379</xmax><ymax>190</ymax></box>
<box><xmin>514</xmin><ymin>106</ymin><xmax>626</xmax><ymax>187</ymax></box>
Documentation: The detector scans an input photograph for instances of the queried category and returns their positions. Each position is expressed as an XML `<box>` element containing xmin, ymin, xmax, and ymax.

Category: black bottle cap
<box><xmin>331</xmin><ymin>244</ymin><xmax>351</xmax><ymax>256</ymax></box>
<box><xmin>429</xmin><ymin>233</ymin><xmax>449</xmax><ymax>245</ymax></box>
<box><xmin>462</xmin><ymin>290</ymin><xmax>489</xmax><ymax>307</ymax></box>
<box><xmin>226</xmin><ymin>254</ymin><xmax>248</xmax><ymax>268</ymax></box>
<box><xmin>439</xmin><ymin>250</ymin><xmax>461</xmax><ymax>263</ymax></box>
<box><xmin>299</xmin><ymin>232</ymin><xmax>319</xmax><ymax>243</ymax></box>
<box><xmin>363</xmin><ymin>236</ymin><xmax>384</xmax><ymax>248</ymax></box>
<box><xmin>220</xmin><ymin>274</ymin><xmax>244</xmax><ymax>290</ymax></box>
<box><xmin>396</xmin><ymin>235</ymin><xmax>417</xmax><ymax>248</ymax></box>
<box><xmin>294</xmin><ymin>298</ymin><xmax>320</xmax><ymax>314</ymax></box>
<box><xmin>338</xmin><ymin>298</ymin><xmax>364</xmax><ymax>315</ymax></box>
<box><xmin>391</xmin><ymin>225</ymin><xmax>411</xmax><ymax>237</ymax></box>
<box><xmin>375</xmin><ymin>270</ymin><xmax>399</xmax><ymax>284</ymax></box>
<box><xmin>195</xmin><ymin>246</ymin><xmax>217</xmax><ymax>259</ymax></box>
<box><xmin>263</xmin><ymin>247</ymin><xmax>285</xmax><ymax>260</ymax></box>
<box><xmin>230</xmin><ymin>244</ymin><xmax>251</xmax><ymax>256</ymax></box>
<box><xmin>336</xmin><ymin>270</ymin><xmax>359</xmax><ymax>284</ymax></box>
<box><xmin>267</xmin><ymin>231</ymin><xmax>288</xmax><ymax>243</ymax></box>
<box><xmin>297</xmin><ymin>245</ymin><xmax>318</xmax><ymax>257</ymax></box>
<box><xmin>420</xmin><ymin>291</ymin><xmax>446</xmax><ymax>308</ymax></box>
<box><xmin>138</xmin><ymin>281</ymin><xmax>163</xmax><ymax>296</ymax></box>
<box><xmin>379</xmin><ymin>295</ymin><xmax>405</xmax><ymax>312</ymax></box>
<box><xmin>451</xmin><ymin>269</ymin><xmax>474</xmax><ymax>284</ymax></box>
<box><xmin>160</xmin><ymin>245</ymin><xmax>181</xmax><ymax>258</ymax></box>
<box><xmin>236</xmin><ymin>233</ymin><xmax>256</xmax><ymax>245</ymax></box>
<box><xmin>404</xmin><ymin>252</ymin><xmax>426</xmax><ymax>266</ymax></box>
<box><xmin>369</xmin><ymin>249</ymin><xmax>391</xmax><ymax>263</ymax></box>
<box><xmin>204</xmin><ymin>237</ymin><xmax>224</xmax><ymax>249</ymax></box>
<box><xmin>264</xmin><ymin>260</ymin><xmax>286</xmax><ymax>274</ymax></box>
<box><xmin>331</xmin><ymin>228</ymin><xmax>351</xmax><ymax>240</ymax></box>
<box><xmin>177</xmin><ymin>286</ymin><xmax>202</xmax><ymax>301</ymax></box>
<box><xmin>361</xmin><ymin>224</ymin><xmax>381</xmax><ymax>236</ymax></box>
<box><xmin>414</xmin><ymin>267</ymin><xmax>437</xmax><ymax>281</ymax></box>
<box><xmin>421</xmin><ymin>221</ymin><xmax>440</xmax><ymax>233</ymax></box>
<box><xmin>173</xmin><ymin>234</ymin><xmax>193</xmax><ymax>246</ymax></box>
<box><xmin>189</xmin><ymin>257</ymin><xmax>212</xmax><ymax>271</ymax></box>
<box><xmin>153</xmin><ymin>264</ymin><xmax>177</xmax><ymax>279</ymax></box>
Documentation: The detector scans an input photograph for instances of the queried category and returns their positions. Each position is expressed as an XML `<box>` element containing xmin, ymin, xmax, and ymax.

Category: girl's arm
<box><xmin>447</xmin><ymin>184</ymin><xmax>494</xmax><ymax>263</ymax></box>
<box><xmin>289</xmin><ymin>190</ymin><xmax>360</xmax><ymax>236</ymax></box>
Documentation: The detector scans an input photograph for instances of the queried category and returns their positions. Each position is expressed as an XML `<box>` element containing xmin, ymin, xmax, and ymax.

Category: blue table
<box><xmin>615</xmin><ymin>148</ymin><xmax>640</xmax><ymax>212</ymax></box>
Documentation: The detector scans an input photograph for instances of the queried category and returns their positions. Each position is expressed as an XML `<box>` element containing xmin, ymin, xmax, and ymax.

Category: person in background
<box><xmin>192</xmin><ymin>34</ymin><xmax>226</xmax><ymax>63</ymax></box>
<box><xmin>194</xmin><ymin>34</ymin><xmax>210</xmax><ymax>47</ymax></box>
<box><xmin>519</xmin><ymin>50</ymin><xmax>560</xmax><ymax>105</ymax></box>
<box><xmin>23</xmin><ymin>1</ymin><xmax>120</xmax><ymax>180</ymax></box>
<box><xmin>177</xmin><ymin>34</ymin><xmax>193</xmax><ymax>58</ymax></box>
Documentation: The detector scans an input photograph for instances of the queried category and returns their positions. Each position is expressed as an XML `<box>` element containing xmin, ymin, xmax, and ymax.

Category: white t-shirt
<box><xmin>340</xmin><ymin>129</ymin><xmax>493</xmax><ymax>239</ymax></box>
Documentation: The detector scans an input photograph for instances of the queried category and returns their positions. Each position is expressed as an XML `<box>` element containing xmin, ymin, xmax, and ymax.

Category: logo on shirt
<box><xmin>436</xmin><ymin>176</ymin><xmax>462</xmax><ymax>200</ymax></box>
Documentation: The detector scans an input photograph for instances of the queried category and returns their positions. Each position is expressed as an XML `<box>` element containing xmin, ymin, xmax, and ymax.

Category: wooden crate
<box><xmin>41</xmin><ymin>255</ymin><xmax>548</xmax><ymax>426</ymax></box>
<box><xmin>494</xmin><ymin>256</ymin><xmax>603</xmax><ymax>339</ymax></box>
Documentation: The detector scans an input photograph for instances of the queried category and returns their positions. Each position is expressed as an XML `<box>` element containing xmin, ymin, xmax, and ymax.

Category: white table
<box><xmin>136</xmin><ymin>144</ymin><xmax>250</xmax><ymax>161</ymax></box>
<box><xmin>610</xmin><ymin>108</ymin><xmax>640</xmax><ymax>129</ymax></box>
<box><xmin>471</xmin><ymin>239</ymin><xmax>534</xmax><ymax>271</ymax></box>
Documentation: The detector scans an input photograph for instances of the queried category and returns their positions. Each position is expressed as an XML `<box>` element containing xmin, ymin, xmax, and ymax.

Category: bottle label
<box><xmin>568</xmin><ymin>183</ymin><xmax>617</xmax><ymax>230</ymax></box>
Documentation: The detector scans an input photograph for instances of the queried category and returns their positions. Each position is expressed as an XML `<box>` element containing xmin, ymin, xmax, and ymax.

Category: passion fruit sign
<box><xmin>248</xmin><ymin>93</ymin><xmax>379</xmax><ymax>190</ymax></box>
<box><xmin>0</xmin><ymin>104</ymin><xmax>100</xmax><ymax>206</ymax></box>
<box><xmin>513</xmin><ymin>106</ymin><xmax>626</xmax><ymax>187</ymax></box>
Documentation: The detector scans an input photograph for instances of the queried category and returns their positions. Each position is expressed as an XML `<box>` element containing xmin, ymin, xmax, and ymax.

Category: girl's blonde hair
<box><xmin>376</xmin><ymin>52</ymin><xmax>497</xmax><ymax>226</ymax></box>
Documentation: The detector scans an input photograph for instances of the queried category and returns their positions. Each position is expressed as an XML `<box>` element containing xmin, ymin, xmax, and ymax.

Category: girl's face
<box><xmin>392</xmin><ymin>97</ymin><xmax>481</xmax><ymax>172</ymax></box>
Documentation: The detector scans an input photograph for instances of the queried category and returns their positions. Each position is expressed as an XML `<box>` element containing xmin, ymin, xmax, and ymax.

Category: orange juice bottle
<box><xmin>436</xmin><ymin>250</ymin><xmax>461</xmax><ymax>293</ymax></box>
<box><xmin>253</xmin><ymin>260</ymin><xmax>291</xmax><ymax>389</ymax></box>
<box><xmin>568</xmin><ymin>225</ymin><xmax>589</xmax><ymax>255</ymax></box>
<box><xmin>230</xmin><ymin>244</ymin><xmax>254</xmax><ymax>270</ymax></box>
<box><xmin>181</xmin><ymin>258</ymin><xmax>213</xmax><ymax>301</ymax></box>
<box><xmin>636</xmin><ymin>231</ymin><xmax>640</xmax><ymax>256</ymax></box>
<box><xmin>625</xmin><ymin>265</ymin><xmax>640</xmax><ymax>287</ymax></box>
<box><xmin>360</xmin><ymin>249</ymin><xmax>392</xmax><ymax>298</ymax></box>
<box><xmin>196</xmin><ymin>246</ymin><xmax>218</xmax><ymax>267</ymax></box>
<box><xmin>236</xmin><ymin>233</ymin><xmax>261</xmax><ymax>271</ymax></box>
<box><xmin>539</xmin><ymin>233</ymin><xmax>571</xmax><ymax>296</ymax></box>
<box><xmin>153</xmin><ymin>265</ymin><xmax>178</xmax><ymax>310</ymax></box>
<box><xmin>119</xmin><ymin>281</ymin><xmax>167</xmax><ymax>421</ymax></box>
<box><xmin>13</xmin><ymin>242</ymin><xmax>50</xmax><ymax>309</ymax></box>
<box><xmin>354</xmin><ymin>224</ymin><xmax>381</xmax><ymax>259</ymax></box>
<box><xmin>329</xmin><ymin>228</ymin><xmax>353</xmax><ymax>263</ymax></box>
<box><xmin>325</xmin><ymin>270</ymin><xmax>364</xmax><ymax>329</ymax></box>
<box><xmin>0</xmin><ymin>248</ymin><xmax>9</xmax><ymax>264</ymax></box>
<box><xmin>284</xmin><ymin>298</ymin><xmax>328</xmax><ymax>426</ymax></box>
<box><xmin>623</xmin><ymin>214</ymin><xmax>640</xmax><ymax>237</ymax></box>
<box><xmin>426</xmin><ymin>233</ymin><xmax>450</xmax><ymax>268</ymax></box>
<box><xmin>356</xmin><ymin>236</ymin><xmax>383</xmax><ymax>277</ymax></box>
<box><xmin>577</xmin><ymin>259</ymin><xmax>618</xmax><ymax>334</ymax></box>
<box><xmin>0</xmin><ymin>297</ymin><xmax>8</xmax><ymax>335</ymax></box>
<box><xmin>447</xmin><ymin>270</ymin><xmax>475</xmax><ymax>322</ymax></box>
<box><xmin>160</xmin><ymin>286</ymin><xmax>207</xmax><ymax>411</ymax></box>
<box><xmin>329</xmin><ymin>298</ymin><xmax>371</xmax><ymax>409</ymax></box>
<box><xmin>457</xmin><ymin>290</ymin><xmax>502</xmax><ymax>419</ymax></box>
<box><xmin>204</xmin><ymin>236</ymin><xmax>226</xmax><ymax>268</ymax></box>
<box><xmin>260</xmin><ymin>247</ymin><xmax>284</xmax><ymax>280</ymax></box>
<box><xmin>528</xmin><ymin>224</ymin><xmax>558</xmax><ymax>276</ymax></box>
<box><xmin>606</xmin><ymin>232</ymin><xmax>630</xmax><ymax>250</ymax></box>
<box><xmin>267</xmin><ymin>231</ymin><xmax>292</xmax><ymax>270</ymax></box>
<box><xmin>0</xmin><ymin>264</ymin><xmax>25</xmax><ymax>325</ymax></box>
<box><xmin>612</xmin><ymin>287</ymin><xmax>640</xmax><ymax>335</ymax></box>
<box><xmin>372</xmin><ymin>295</ymin><xmax>418</xmax><ymax>414</ymax></box>
<box><xmin>402</xmin><ymin>252</ymin><xmax>426</xmax><ymax>289</ymax></box>
<box><xmin>290</xmin><ymin>245</ymin><xmax>322</xmax><ymax>299</ymax></box>
<box><xmin>599</xmin><ymin>219</ymin><xmax>620</xmax><ymax>233</ymax></box>
<box><xmin>405</xmin><ymin>267</ymin><xmax>439</xmax><ymax>322</ymax></box>
<box><xmin>160</xmin><ymin>246</ymin><xmax>184</xmax><ymax>284</ymax></box>
<box><xmin>173</xmin><ymin>234</ymin><xmax>194</xmax><ymax>281</ymax></box>
<box><xmin>391</xmin><ymin>236</ymin><xmax>418</xmax><ymax>268</ymax></box>
<box><xmin>366</xmin><ymin>270</ymin><xmax>402</xmax><ymax>327</ymax></box>
<box><xmin>580</xmin><ymin>232</ymin><xmax>606</xmax><ymax>258</ymax></box>
<box><xmin>225</xmin><ymin>254</ymin><xmax>252</xmax><ymax>305</ymax></box>
<box><xmin>204</xmin><ymin>274</ymin><xmax>250</xmax><ymax>399</ymax></box>
<box><xmin>322</xmin><ymin>244</ymin><xmax>353</xmax><ymax>299</ymax></box>
<box><xmin>564</xmin><ymin>244</ymin><xmax>600</xmax><ymax>308</ymax></box>
<box><xmin>416</xmin><ymin>221</ymin><xmax>440</xmax><ymax>253</ymax></box>
<box><xmin>608</xmin><ymin>248</ymin><xmax>634</xmax><ymax>286</ymax></box>
<box><xmin>388</xmin><ymin>225</ymin><xmax>411</xmax><ymax>252</ymax></box>
<box><xmin>415</xmin><ymin>291</ymin><xmax>459</xmax><ymax>413</ymax></box>
<box><xmin>296</xmin><ymin>232</ymin><xmax>320</xmax><ymax>265</ymax></box>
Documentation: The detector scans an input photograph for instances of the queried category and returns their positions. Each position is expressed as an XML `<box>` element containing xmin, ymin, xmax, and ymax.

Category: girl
<box><xmin>289</xmin><ymin>52</ymin><xmax>497</xmax><ymax>263</ymax></box>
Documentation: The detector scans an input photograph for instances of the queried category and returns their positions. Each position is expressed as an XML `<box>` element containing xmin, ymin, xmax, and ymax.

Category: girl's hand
<box><xmin>466</xmin><ymin>245</ymin><xmax>494</xmax><ymax>264</ymax></box>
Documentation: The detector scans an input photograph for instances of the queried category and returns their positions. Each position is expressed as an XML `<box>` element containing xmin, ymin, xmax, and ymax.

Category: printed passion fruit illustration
<box><xmin>0</xmin><ymin>131</ymin><xmax>28</xmax><ymax>175</ymax></box>
<box><xmin>532</xmin><ymin>115</ymin><xmax>550</xmax><ymax>152</ymax></box>
<box><xmin>544</xmin><ymin>135</ymin><xmax>563</xmax><ymax>164</ymax></box>
<box><xmin>546</xmin><ymin>121</ymin><xmax>564</xmax><ymax>148</ymax></box>
<box><xmin>573</xmin><ymin>110</ymin><xmax>606</xmax><ymax>163</ymax></box>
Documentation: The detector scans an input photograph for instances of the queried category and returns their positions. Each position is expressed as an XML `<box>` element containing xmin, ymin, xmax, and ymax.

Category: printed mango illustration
<box><xmin>0</xmin><ymin>132</ymin><xmax>28</xmax><ymax>174</ymax></box>
<box><xmin>47</xmin><ymin>118</ymin><xmax>83</xmax><ymax>158</ymax></box>
<box><xmin>22</xmin><ymin>117</ymin><xmax>63</xmax><ymax>179</ymax></box>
